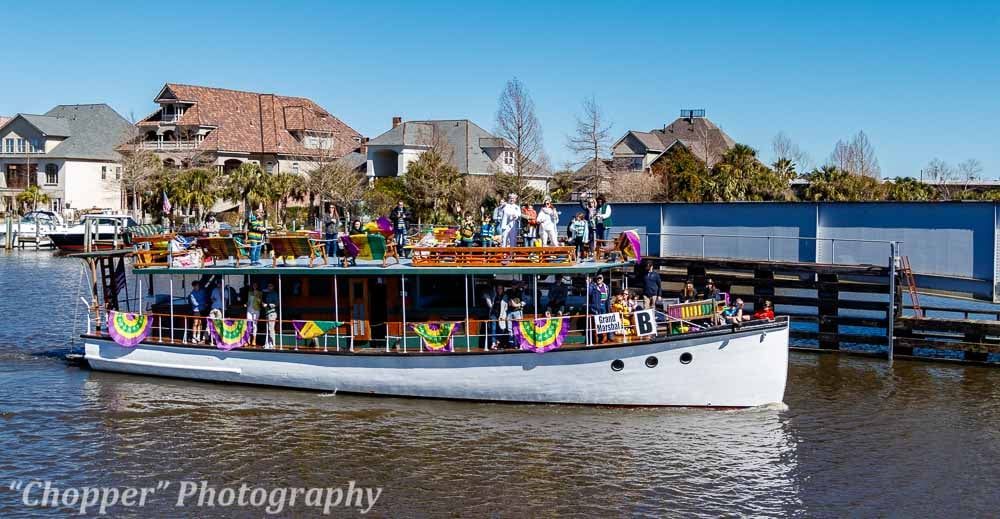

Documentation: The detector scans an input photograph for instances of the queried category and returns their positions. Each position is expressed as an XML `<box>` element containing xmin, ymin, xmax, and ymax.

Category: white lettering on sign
<box><xmin>592</xmin><ymin>313</ymin><xmax>624</xmax><ymax>334</ymax></box>
<box><xmin>634</xmin><ymin>309</ymin><xmax>656</xmax><ymax>336</ymax></box>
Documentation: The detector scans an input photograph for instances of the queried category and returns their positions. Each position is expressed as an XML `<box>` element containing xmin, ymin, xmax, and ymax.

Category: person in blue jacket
<box><xmin>588</xmin><ymin>274</ymin><xmax>611</xmax><ymax>343</ymax></box>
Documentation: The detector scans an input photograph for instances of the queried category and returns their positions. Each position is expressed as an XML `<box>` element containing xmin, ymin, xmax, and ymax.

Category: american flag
<box><xmin>162</xmin><ymin>191</ymin><xmax>172</xmax><ymax>214</ymax></box>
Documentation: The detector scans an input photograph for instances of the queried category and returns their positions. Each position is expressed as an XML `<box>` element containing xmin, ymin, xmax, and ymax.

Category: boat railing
<box><xmin>88</xmin><ymin>308</ymin><xmax>784</xmax><ymax>354</ymax></box>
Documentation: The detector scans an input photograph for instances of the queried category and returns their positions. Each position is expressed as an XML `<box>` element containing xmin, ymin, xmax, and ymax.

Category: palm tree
<box><xmin>221</xmin><ymin>162</ymin><xmax>271</xmax><ymax>223</ymax></box>
<box><xmin>16</xmin><ymin>185</ymin><xmax>50</xmax><ymax>214</ymax></box>
<box><xmin>175</xmin><ymin>168</ymin><xmax>220</xmax><ymax>219</ymax></box>
<box><xmin>267</xmin><ymin>171</ymin><xmax>306</xmax><ymax>224</ymax></box>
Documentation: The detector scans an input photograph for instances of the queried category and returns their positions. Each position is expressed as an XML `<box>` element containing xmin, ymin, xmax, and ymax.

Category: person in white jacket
<box><xmin>498</xmin><ymin>193</ymin><xmax>522</xmax><ymax>247</ymax></box>
<box><xmin>538</xmin><ymin>197</ymin><xmax>560</xmax><ymax>246</ymax></box>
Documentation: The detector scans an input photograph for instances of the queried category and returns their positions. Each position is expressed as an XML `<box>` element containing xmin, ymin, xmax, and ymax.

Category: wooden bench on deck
<box><xmin>197</xmin><ymin>236</ymin><xmax>251</xmax><ymax>266</ymax></box>
<box><xmin>410</xmin><ymin>246</ymin><xmax>577</xmax><ymax>267</ymax></box>
<box><xmin>269</xmin><ymin>234</ymin><xmax>328</xmax><ymax>267</ymax></box>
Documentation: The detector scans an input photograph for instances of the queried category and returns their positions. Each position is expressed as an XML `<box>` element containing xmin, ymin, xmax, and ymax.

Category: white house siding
<box><xmin>62</xmin><ymin>161</ymin><xmax>122</xmax><ymax>211</ymax></box>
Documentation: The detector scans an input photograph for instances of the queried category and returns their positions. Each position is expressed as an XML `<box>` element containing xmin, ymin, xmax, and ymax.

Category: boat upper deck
<box><xmin>130</xmin><ymin>256</ymin><xmax>633</xmax><ymax>277</ymax></box>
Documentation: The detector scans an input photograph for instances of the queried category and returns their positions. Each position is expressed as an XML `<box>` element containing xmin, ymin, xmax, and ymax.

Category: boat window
<box><xmin>679</xmin><ymin>352</ymin><xmax>693</xmax><ymax>364</ymax></box>
<box><xmin>610</xmin><ymin>359</ymin><xmax>624</xmax><ymax>371</ymax></box>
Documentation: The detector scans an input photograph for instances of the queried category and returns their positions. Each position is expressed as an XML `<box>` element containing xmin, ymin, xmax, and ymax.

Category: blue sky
<box><xmin>2</xmin><ymin>0</ymin><xmax>998</xmax><ymax>177</ymax></box>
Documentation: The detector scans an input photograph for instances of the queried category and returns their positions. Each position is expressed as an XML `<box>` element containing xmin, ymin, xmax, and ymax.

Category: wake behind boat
<box><xmin>76</xmin><ymin>237</ymin><xmax>788</xmax><ymax>407</ymax></box>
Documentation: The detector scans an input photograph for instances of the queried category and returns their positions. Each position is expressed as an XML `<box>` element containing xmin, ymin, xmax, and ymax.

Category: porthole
<box><xmin>679</xmin><ymin>352</ymin><xmax>693</xmax><ymax>364</ymax></box>
<box><xmin>610</xmin><ymin>359</ymin><xmax>624</xmax><ymax>371</ymax></box>
<box><xmin>645</xmin><ymin>356</ymin><xmax>658</xmax><ymax>368</ymax></box>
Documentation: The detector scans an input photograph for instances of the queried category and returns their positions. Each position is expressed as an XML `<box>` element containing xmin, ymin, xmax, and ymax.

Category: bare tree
<box><xmin>923</xmin><ymin>158</ymin><xmax>956</xmax><ymax>199</ymax></box>
<box><xmin>566</xmin><ymin>96</ymin><xmax>612</xmax><ymax>189</ymax></box>
<box><xmin>495</xmin><ymin>77</ymin><xmax>544</xmax><ymax>198</ymax></box>
<box><xmin>829</xmin><ymin>130</ymin><xmax>881</xmax><ymax>178</ymax></box>
<box><xmin>115</xmin><ymin>124</ymin><xmax>163</xmax><ymax>219</ymax></box>
<box><xmin>771</xmin><ymin>131</ymin><xmax>811</xmax><ymax>171</ymax></box>
<box><xmin>958</xmin><ymin>158</ymin><xmax>983</xmax><ymax>191</ymax></box>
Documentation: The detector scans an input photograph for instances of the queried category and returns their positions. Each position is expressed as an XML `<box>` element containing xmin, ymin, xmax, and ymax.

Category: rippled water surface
<box><xmin>1</xmin><ymin>251</ymin><xmax>998</xmax><ymax>517</ymax></box>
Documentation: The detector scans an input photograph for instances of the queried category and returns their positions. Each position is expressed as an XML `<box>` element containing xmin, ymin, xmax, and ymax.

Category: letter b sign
<box><xmin>634</xmin><ymin>309</ymin><xmax>656</xmax><ymax>337</ymax></box>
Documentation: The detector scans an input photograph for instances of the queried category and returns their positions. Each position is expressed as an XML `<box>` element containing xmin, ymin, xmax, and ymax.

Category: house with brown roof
<box><xmin>608</xmin><ymin>109</ymin><xmax>735</xmax><ymax>173</ymax></box>
<box><xmin>132</xmin><ymin>83</ymin><xmax>362</xmax><ymax>174</ymax></box>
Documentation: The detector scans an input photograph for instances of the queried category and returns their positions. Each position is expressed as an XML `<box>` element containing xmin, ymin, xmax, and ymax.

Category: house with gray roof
<box><xmin>365</xmin><ymin>117</ymin><xmax>549</xmax><ymax>190</ymax></box>
<box><xmin>608</xmin><ymin>109</ymin><xmax>736</xmax><ymax>173</ymax></box>
<box><xmin>0</xmin><ymin>104</ymin><xmax>131</xmax><ymax>214</ymax></box>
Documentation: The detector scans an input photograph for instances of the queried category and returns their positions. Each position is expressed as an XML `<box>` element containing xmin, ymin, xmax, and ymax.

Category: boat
<box><xmin>75</xmin><ymin>238</ymin><xmax>788</xmax><ymax>407</ymax></box>
<box><xmin>11</xmin><ymin>210</ymin><xmax>66</xmax><ymax>247</ymax></box>
<box><xmin>48</xmin><ymin>214</ymin><xmax>138</xmax><ymax>252</ymax></box>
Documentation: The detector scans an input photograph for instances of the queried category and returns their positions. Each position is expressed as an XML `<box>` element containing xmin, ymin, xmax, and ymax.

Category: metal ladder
<box><xmin>900</xmin><ymin>256</ymin><xmax>923</xmax><ymax>317</ymax></box>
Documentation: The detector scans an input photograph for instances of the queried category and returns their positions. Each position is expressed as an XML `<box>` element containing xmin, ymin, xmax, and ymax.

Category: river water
<box><xmin>1</xmin><ymin>250</ymin><xmax>998</xmax><ymax>517</ymax></box>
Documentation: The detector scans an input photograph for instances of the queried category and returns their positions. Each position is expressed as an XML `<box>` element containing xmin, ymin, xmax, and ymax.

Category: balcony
<box><xmin>139</xmin><ymin>140</ymin><xmax>199</xmax><ymax>151</ymax></box>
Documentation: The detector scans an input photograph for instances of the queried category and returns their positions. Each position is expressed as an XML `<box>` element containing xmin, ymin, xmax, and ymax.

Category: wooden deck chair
<box><xmin>367</xmin><ymin>233</ymin><xmax>399</xmax><ymax>267</ymax></box>
<box><xmin>269</xmin><ymin>235</ymin><xmax>328</xmax><ymax>267</ymax></box>
<box><xmin>196</xmin><ymin>236</ymin><xmax>250</xmax><ymax>266</ymax></box>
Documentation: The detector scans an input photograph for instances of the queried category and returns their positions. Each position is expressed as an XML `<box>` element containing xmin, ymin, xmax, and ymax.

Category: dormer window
<box><xmin>303</xmin><ymin>131</ymin><xmax>333</xmax><ymax>150</ymax></box>
<box><xmin>162</xmin><ymin>104</ymin><xmax>185</xmax><ymax>123</ymax></box>
<box><xmin>502</xmin><ymin>150</ymin><xmax>514</xmax><ymax>166</ymax></box>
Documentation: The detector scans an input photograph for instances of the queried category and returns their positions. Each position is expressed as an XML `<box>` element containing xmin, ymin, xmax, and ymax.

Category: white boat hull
<box><xmin>84</xmin><ymin>322</ymin><xmax>788</xmax><ymax>407</ymax></box>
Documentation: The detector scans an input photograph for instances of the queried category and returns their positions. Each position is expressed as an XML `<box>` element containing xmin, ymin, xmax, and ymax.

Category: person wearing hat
<box><xmin>547</xmin><ymin>275</ymin><xmax>569</xmax><ymax>315</ymax></box>
<box><xmin>537</xmin><ymin>197</ymin><xmax>560</xmax><ymax>247</ymax></box>
<box><xmin>703</xmin><ymin>278</ymin><xmax>721</xmax><ymax>301</ymax></box>
<box><xmin>588</xmin><ymin>274</ymin><xmax>611</xmax><ymax>343</ymax></box>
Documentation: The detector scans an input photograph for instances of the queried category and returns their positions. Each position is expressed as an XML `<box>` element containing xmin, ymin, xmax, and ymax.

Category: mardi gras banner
<box><xmin>208</xmin><ymin>318</ymin><xmax>253</xmax><ymax>351</ymax></box>
<box><xmin>292</xmin><ymin>320</ymin><xmax>344</xmax><ymax>340</ymax></box>
<box><xmin>619</xmin><ymin>230</ymin><xmax>642</xmax><ymax>263</ymax></box>
<box><xmin>410</xmin><ymin>322</ymin><xmax>462</xmax><ymax>352</ymax></box>
<box><xmin>512</xmin><ymin>316</ymin><xmax>571</xmax><ymax>353</ymax></box>
<box><xmin>107</xmin><ymin>311</ymin><xmax>152</xmax><ymax>347</ymax></box>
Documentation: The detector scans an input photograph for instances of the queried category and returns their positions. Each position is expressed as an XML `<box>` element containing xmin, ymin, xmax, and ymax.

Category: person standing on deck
<box><xmin>580</xmin><ymin>197</ymin><xmax>598</xmax><ymax>255</ymax></box>
<box><xmin>188</xmin><ymin>280</ymin><xmax>208</xmax><ymax>343</ymax></box>
<box><xmin>546</xmin><ymin>275</ymin><xmax>569</xmax><ymax>315</ymax></box>
<box><xmin>499</xmin><ymin>193</ymin><xmax>522</xmax><ymax>247</ymax></box>
<box><xmin>538</xmin><ymin>197</ymin><xmax>559</xmax><ymax>247</ymax></box>
<box><xmin>643</xmin><ymin>261</ymin><xmax>662</xmax><ymax>311</ymax></box>
<box><xmin>570</xmin><ymin>213</ymin><xmax>590</xmax><ymax>261</ymax></box>
<box><xmin>209</xmin><ymin>283</ymin><xmax>224</xmax><ymax>320</ymax></box>
<box><xmin>479</xmin><ymin>213</ymin><xmax>496</xmax><ymax>247</ymax></box>
<box><xmin>323</xmin><ymin>205</ymin><xmax>341</xmax><ymax>261</ymax></box>
<box><xmin>484</xmin><ymin>284</ymin><xmax>507</xmax><ymax>350</ymax></box>
<box><xmin>595</xmin><ymin>195</ymin><xmax>612</xmax><ymax>242</ymax></box>
<box><xmin>246</xmin><ymin>282</ymin><xmax>262</xmax><ymax>347</ymax></box>
<box><xmin>588</xmin><ymin>274</ymin><xmax>611</xmax><ymax>343</ymax></box>
<box><xmin>389</xmin><ymin>201</ymin><xmax>411</xmax><ymax>258</ymax></box>
<box><xmin>262</xmin><ymin>282</ymin><xmax>279</xmax><ymax>349</ymax></box>
<box><xmin>246</xmin><ymin>210</ymin><xmax>266</xmax><ymax>265</ymax></box>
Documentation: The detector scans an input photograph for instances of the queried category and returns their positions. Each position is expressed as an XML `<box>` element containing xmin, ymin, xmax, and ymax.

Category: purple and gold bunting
<box><xmin>292</xmin><ymin>320</ymin><xmax>343</xmax><ymax>340</ymax></box>
<box><xmin>107</xmin><ymin>311</ymin><xmax>152</xmax><ymax>347</ymax></box>
<box><xmin>410</xmin><ymin>322</ymin><xmax>462</xmax><ymax>352</ymax></box>
<box><xmin>512</xmin><ymin>316</ymin><xmax>571</xmax><ymax>353</ymax></box>
<box><xmin>208</xmin><ymin>318</ymin><xmax>253</xmax><ymax>351</ymax></box>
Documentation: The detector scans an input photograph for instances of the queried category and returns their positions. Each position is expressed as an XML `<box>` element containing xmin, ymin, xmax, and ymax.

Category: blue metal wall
<box><xmin>556</xmin><ymin>201</ymin><xmax>1000</xmax><ymax>300</ymax></box>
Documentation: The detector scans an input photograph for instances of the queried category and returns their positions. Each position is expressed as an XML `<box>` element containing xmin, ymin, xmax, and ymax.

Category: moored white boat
<box><xmin>84</xmin><ymin>319</ymin><xmax>788</xmax><ymax>406</ymax></box>
<box><xmin>75</xmin><ymin>236</ymin><xmax>789</xmax><ymax>408</ymax></box>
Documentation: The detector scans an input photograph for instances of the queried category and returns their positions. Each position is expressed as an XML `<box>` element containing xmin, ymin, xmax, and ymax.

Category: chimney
<box><xmin>392</xmin><ymin>116</ymin><xmax>402</xmax><ymax>128</ymax></box>
<box><xmin>359</xmin><ymin>137</ymin><xmax>369</xmax><ymax>155</ymax></box>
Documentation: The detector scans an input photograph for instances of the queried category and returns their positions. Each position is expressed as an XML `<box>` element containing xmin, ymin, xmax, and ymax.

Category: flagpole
<box><xmin>278</xmin><ymin>275</ymin><xmax>283</xmax><ymax>351</ymax></box>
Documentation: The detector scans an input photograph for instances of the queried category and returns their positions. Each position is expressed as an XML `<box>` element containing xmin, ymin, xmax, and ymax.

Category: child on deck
<box><xmin>570</xmin><ymin>213</ymin><xmax>590</xmax><ymax>261</ymax></box>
